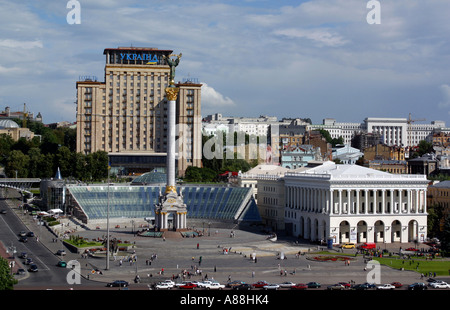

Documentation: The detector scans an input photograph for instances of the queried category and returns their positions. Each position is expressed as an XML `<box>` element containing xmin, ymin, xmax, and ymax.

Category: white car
<box><xmin>162</xmin><ymin>279</ymin><xmax>175</xmax><ymax>287</ymax></box>
<box><xmin>377</xmin><ymin>284</ymin><xmax>395</xmax><ymax>290</ymax></box>
<box><xmin>263</xmin><ymin>283</ymin><xmax>280</xmax><ymax>290</ymax></box>
<box><xmin>155</xmin><ymin>282</ymin><xmax>172</xmax><ymax>290</ymax></box>
<box><xmin>431</xmin><ymin>282</ymin><xmax>450</xmax><ymax>289</ymax></box>
<box><xmin>207</xmin><ymin>282</ymin><xmax>225</xmax><ymax>290</ymax></box>
<box><xmin>278</xmin><ymin>281</ymin><xmax>296</xmax><ymax>288</ymax></box>
<box><xmin>198</xmin><ymin>280</ymin><xmax>215</xmax><ymax>289</ymax></box>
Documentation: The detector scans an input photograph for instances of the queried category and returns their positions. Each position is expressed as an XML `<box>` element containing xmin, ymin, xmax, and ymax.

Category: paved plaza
<box><xmin>24</xmin><ymin>216</ymin><xmax>443</xmax><ymax>289</ymax></box>
<box><xmin>5</xmin><ymin>194</ymin><xmax>447</xmax><ymax>291</ymax></box>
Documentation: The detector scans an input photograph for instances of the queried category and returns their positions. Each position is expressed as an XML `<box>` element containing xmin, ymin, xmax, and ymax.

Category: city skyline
<box><xmin>0</xmin><ymin>1</ymin><xmax>450</xmax><ymax>125</ymax></box>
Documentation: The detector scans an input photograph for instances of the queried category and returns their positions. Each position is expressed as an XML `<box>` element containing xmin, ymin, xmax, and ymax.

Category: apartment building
<box><xmin>310</xmin><ymin>117</ymin><xmax>449</xmax><ymax>148</ymax></box>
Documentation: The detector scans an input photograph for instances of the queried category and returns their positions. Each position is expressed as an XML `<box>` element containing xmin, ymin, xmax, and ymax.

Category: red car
<box><xmin>291</xmin><ymin>283</ymin><xmax>307</xmax><ymax>290</ymax></box>
<box><xmin>391</xmin><ymin>282</ymin><xmax>403</xmax><ymax>288</ymax></box>
<box><xmin>338</xmin><ymin>282</ymin><xmax>351</xmax><ymax>288</ymax></box>
<box><xmin>179</xmin><ymin>282</ymin><xmax>197</xmax><ymax>289</ymax></box>
<box><xmin>252</xmin><ymin>281</ymin><xmax>269</xmax><ymax>288</ymax></box>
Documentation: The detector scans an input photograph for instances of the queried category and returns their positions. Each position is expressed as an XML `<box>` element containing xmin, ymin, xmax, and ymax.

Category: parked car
<box><xmin>352</xmin><ymin>284</ymin><xmax>369</xmax><ymax>290</ymax></box>
<box><xmin>362</xmin><ymin>282</ymin><xmax>377</xmax><ymax>289</ymax></box>
<box><xmin>233</xmin><ymin>283</ymin><xmax>252</xmax><ymax>290</ymax></box>
<box><xmin>279</xmin><ymin>281</ymin><xmax>296</xmax><ymax>288</ymax></box>
<box><xmin>358</xmin><ymin>242</ymin><xmax>376</xmax><ymax>250</ymax></box>
<box><xmin>391</xmin><ymin>282</ymin><xmax>403</xmax><ymax>288</ymax></box>
<box><xmin>179</xmin><ymin>282</ymin><xmax>197</xmax><ymax>289</ymax></box>
<box><xmin>307</xmin><ymin>282</ymin><xmax>321</xmax><ymax>288</ymax></box>
<box><xmin>161</xmin><ymin>280</ymin><xmax>175</xmax><ymax>287</ymax></box>
<box><xmin>252</xmin><ymin>280</ymin><xmax>269</xmax><ymax>288</ymax></box>
<box><xmin>291</xmin><ymin>283</ymin><xmax>308</xmax><ymax>290</ymax></box>
<box><xmin>327</xmin><ymin>284</ymin><xmax>344</xmax><ymax>290</ymax></box>
<box><xmin>106</xmin><ymin>280</ymin><xmax>129</xmax><ymax>287</ymax></box>
<box><xmin>429</xmin><ymin>281</ymin><xmax>448</xmax><ymax>288</ymax></box>
<box><xmin>18</xmin><ymin>231</ymin><xmax>27</xmax><ymax>237</ymax></box>
<box><xmin>340</xmin><ymin>242</ymin><xmax>355</xmax><ymax>249</ymax></box>
<box><xmin>431</xmin><ymin>282</ymin><xmax>450</xmax><ymax>289</ymax></box>
<box><xmin>19</xmin><ymin>236</ymin><xmax>28</xmax><ymax>243</ymax></box>
<box><xmin>338</xmin><ymin>282</ymin><xmax>351</xmax><ymax>288</ymax></box>
<box><xmin>263</xmin><ymin>283</ymin><xmax>279</xmax><ymax>290</ymax></box>
<box><xmin>16</xmin><ymin>268</ymin><xmax>26</xmax><ymax>275</ymax></box>
<box><xmin>155</xmin><ymin>282</ymin><xmax>173</xmax><ymax>290</ymax></box>
<box><xmin>0</xmin><ymin>209</ymin><xmax>7</xmax><ymax>214</ymax></box>
<box><xmin>197</xmin><ymin>280</ymin><xmax>215</xmax><ymax>289</ymax></box>
<box><xmin>24</xmin><ymin>258</ymin><xmax>33</xmax><ymax>265</ymax></box>
<box><xmin>226</xmin><ymin>280</ymin><xmax>246</xmax><ymax>288</ymax></box>
<box><xmin>408</xmin><ymin>282</ymin><xmax>427</xmax><ymax>290</ymax></box>
<box><xmin>175</xmin><ymin>281</ymin><xmax>191</xmax><ymax>288</ymax></box>
<box><xmin>27</xmin><ymin>232</ymin><xmax>35</xmax><ymax>237</ymax></box>
<box><xmin>19</xmin><ymin>252</ymin><xmax>28</xmax><ymax>259</ymax></box>
<box><xmin>207</xmin><ymin>282</ymin><xmax>225</xmax><ymax>290</ymax></box>
<box><xmin>377</xmin><ymin>284</ymin><xmax>396</xmax><ymax>290</ymax></box>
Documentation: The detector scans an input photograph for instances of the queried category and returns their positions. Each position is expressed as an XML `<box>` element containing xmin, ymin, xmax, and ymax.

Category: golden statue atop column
<box><xmin>154</xmin><ymin>51</ymin><xmax>188</xmax><ymax>232</ymax></box>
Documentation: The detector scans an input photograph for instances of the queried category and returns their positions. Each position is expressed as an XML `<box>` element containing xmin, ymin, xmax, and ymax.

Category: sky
<box><xmin>0</xmin><ymin>0</ymin><xmax>450</xmax><ymax>125</ymax></box>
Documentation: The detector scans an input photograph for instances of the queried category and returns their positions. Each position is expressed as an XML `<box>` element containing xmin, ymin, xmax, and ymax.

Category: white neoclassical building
<box><xmin>283</xmin><ymin>161</ymin><xmax>428</xmax><ymax>245</ymax></box>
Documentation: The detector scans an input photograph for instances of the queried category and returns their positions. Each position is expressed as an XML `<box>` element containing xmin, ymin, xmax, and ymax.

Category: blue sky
<box><xmin>0</xmin><ymin>0</ymin><xmax>449</xmax><ymax>126</ymax></box>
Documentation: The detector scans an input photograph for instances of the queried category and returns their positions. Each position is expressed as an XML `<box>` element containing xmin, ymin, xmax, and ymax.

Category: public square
<box><xmin>12</xmin><ymin>211</ymin><xmax>443</xmax><ymax>290</ymax></box>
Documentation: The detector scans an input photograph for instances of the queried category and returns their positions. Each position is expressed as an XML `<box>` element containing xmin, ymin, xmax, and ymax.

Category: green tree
<box><xmin>319</xmin><ymin>129</ymin><xmax>344</xmax><ymax>147</ymax></box>
<box><xmin>5</xmin><ymin>150</ymin><xmax>29</xmax><ymax>178</ymax></box>
<box><xmin>89</xmin><ymin>151</ymin><xmax>108</xmax><ymax>181</ymax></box>
<box><xmin>71</xmin><ymin>152</ymin><xmax>87</xmax><ymax>180</ymax></box>
<box><xmin>27</xmin><ymin>147</ymin><xmax>42</xmax><ymax>178</ymax></box>
<box><xmin>440</xmin><ymin>215</ymin><xmax>450</xmax><ymax>257</ymax></box>
<box><xmin>55</xmin><ymin>146</ymin><xmax>72</xmax><ymax>177</ymax></box>
<box><xmin>0</xmin><ymin>134</ymin><xmax>14</xmax><ymax>160</ymax></box>
<box><xmin>0</xmin><ymin>257</ymin><xmax>17</xmax><ymax>290</ymax></box>
<box><xmin>184</xmin><ymin>166</ymin><xmax>203</xmax><ymax>182</ymax></box>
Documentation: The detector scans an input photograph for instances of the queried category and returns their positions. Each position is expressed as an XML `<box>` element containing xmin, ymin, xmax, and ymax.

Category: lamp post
<box><xmin>106</xmin><ymin>174</ymin><xmax>110</xmax><ymax>270</ymax></box>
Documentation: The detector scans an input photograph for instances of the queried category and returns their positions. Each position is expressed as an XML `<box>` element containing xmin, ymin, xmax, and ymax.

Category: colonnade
<box><xmin>285</xmin><ymin>186</ymin><xmax>427</xmax><ymax>215</ymax></box>
<box><xmin>155</xmin><ymin>211</ymin><xmax>187</xmax><ymax>231</ymax></box>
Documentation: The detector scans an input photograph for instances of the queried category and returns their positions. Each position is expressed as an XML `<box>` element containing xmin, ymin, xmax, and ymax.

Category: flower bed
<box><xmin>308</xmin><ymin>255</ymin><xmax>356</xmax><ymax>262</ymax></box>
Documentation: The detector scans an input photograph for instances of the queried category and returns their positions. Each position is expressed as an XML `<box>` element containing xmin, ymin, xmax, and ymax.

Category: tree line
<box><xmin>0</xmin><ymin>120</ymin><xmax>108</xmax><ymax>181</ymax></box>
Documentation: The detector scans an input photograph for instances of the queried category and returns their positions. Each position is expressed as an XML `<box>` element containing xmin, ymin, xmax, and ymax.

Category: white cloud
<box><xmin>273</xmin><ymin>28</ymin><xmax>349</xmax><ymax>47</ymax></box>
<box><xmin>0</xmin><ymin>0</ymin><xmax>449</xmax><ymax>124</ymax></box>
<box><xmin>0</xmin><ymin>39</ymin><xmax>43</xmax><ymax>49</ymax></box>
<box><xmin>200</xmin><ymin>83</ymin><xmax>235</xmax><ymax>113</ymax></box>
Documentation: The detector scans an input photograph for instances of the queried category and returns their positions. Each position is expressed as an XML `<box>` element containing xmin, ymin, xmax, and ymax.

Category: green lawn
<box><xmin>372</xmin><ymin>256</ymin><xmax>450</xmax><ymax>276</ymax></box>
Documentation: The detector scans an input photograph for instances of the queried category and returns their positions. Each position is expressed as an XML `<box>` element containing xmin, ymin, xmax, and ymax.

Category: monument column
<box><xmin>165</xmin><ymin>86</ymin><xmax>179</xmax><ymax>194</ymax></box>
<box><xmin>154</xmin><ymin>52</ymin><xmax>188</xmax><ymax>232</ymax></box>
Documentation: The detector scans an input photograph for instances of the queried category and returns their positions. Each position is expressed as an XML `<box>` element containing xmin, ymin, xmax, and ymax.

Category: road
<box><xmin>0</xmin><ymin>197</ymin><xmax>94</xmax><ymax>288</ymax></box>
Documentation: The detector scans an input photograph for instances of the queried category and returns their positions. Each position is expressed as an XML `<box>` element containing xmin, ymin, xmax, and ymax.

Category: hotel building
<box><xmin>76</xmin><ymin>47</ymin><xmax>202</xmax><ymax>176</ymax></box>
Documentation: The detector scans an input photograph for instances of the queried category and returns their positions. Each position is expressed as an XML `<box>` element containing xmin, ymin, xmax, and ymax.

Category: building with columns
<box><xmin>283</xmin><ymin>161</ymin><xmax>428</xmax><ymax>245</ymax></box>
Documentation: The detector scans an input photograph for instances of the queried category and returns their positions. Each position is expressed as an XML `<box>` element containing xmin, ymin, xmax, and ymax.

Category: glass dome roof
<box><xmin>0</xmin><ymin>119</ymin><xmax>20</xmax><ymax>129</ymax></box>
<box><xmin>131</xmin><ymin>171</ymin><xmax>167</xmax><ymax>185</ymax></box>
